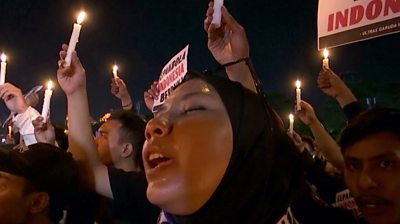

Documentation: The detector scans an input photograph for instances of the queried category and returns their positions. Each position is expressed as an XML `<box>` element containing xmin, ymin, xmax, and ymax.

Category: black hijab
<box><xmin>169</xmin><ymin>72</ymin><xmax>306</xmax><ymax>223</ymax></box>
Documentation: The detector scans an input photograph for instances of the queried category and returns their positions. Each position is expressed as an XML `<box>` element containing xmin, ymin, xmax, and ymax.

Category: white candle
<box><xmin>295</xmin><ymin>80</ymin><xmax>301</xmax><ymax>111</ymax></box>
<box><xmin>211</xmin><ymin>0</ymin><xmax>224</xmax><ymax>28</ymax></box>
<box><xmin>41</xmin><ymin>80</ymin><xmax>53</xmax><ymax>123</ymax></box>
<box><xmin>113</xmin><ymin>64</ymin><xmax>119</xmax><ymax>78</ymax></box>
<box><xmin>8</xmin><ymin>125</ymin><xmax>12</xmax><ymax>137</ymax></box>
<box><xmin>323</xmin><ymin>48</ymin><xmax>329</xmax><ymax>69</ymax></box>
<box><xmin>0</xmin><ymin>54</ymin><xmax>7</xmax><ymax>85</ymax></box>
<box><xmin>65</xmin><ymin>11</ymin><xmax>86</xmax><ymax>67</ymax></box>
<box><xmin>289</xmin><ymin>114</ymin><xmax>294</xmax><ymax>135</ymax></box>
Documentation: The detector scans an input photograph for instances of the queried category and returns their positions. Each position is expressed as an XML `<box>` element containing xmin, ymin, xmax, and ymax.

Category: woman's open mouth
<box><xmin>148</xmin><ymin>153</ymin><xmax>172</xmax><ymax>169</ymax></box>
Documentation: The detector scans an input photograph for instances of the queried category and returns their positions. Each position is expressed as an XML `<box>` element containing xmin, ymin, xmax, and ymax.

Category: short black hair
<box><xmin>109</xmin><ymin>110</ymin><xmax>146</xmax><ymax>170</ymax></box>
<box><xmin>0</xmin><ymin>143</ymin><xmax>80</xmax><ymax>223</ymax></box>
<box><xmin>338</xmin><ymin>108</ymin><xmax>400</xmax><ymax>152</ymax></box>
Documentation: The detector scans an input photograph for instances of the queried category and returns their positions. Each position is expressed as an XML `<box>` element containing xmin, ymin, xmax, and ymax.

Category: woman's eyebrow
<box><xmin>180</xmin><ymin>91</ymin><xmax>213</xmax><ymax>101</ymax></box>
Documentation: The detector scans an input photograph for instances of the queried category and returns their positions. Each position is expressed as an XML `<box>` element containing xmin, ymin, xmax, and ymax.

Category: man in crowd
<box><xmin>339</xmin><ymin>108</ymin><xmax>400</xmax><ymax>224</ymax></box>
<box><xmin>56</xmin><ymin>46</ymin><xmax>160</xmax><ymax>223</ymax></box>
<box><xmin>0</xmin><ymin>143</ymin><xmax>79</xmax><ymax>224</ymax></box>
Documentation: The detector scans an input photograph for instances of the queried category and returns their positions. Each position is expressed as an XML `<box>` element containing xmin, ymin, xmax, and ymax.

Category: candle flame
<box><xmin>8</xmin><ymin>126</ymin><xmax>12</xmax><ymax>134</ymax></box>
<box><xmin>113</xmin><ymin>65</ymin><xmax>119</xmax><ymax>73</ymax></box>
<box><xmin>47</xmin><ymin>80</ymin><xmax>53</xmax><ymax>90</ymax></box>
<box><xmin>77</xmin><ymin>11</ymin><xmax>86</xmax><ymax>24</ymax></box>
<box><xmin>295</xmin><ymin>80</ymin><xmax>301</xmax><ymax>89</ymax></box>
<box><xmin>289</xmin><ymin>114</ymin><xmax>294</xmax><ymax>121</ymax></box>
<box><xmin>1</xmin><ymin>54</ymin><xmax>7</xmax><ymax>62</ymax></box>
<box><xmin>323</xmin><ymin>48</ymin><xmax>329</xmax><ymax>59</ymax></box>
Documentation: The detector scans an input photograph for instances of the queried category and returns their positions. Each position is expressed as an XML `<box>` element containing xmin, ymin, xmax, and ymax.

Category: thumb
<box><xmin>71</xmin><ymin>51</ymin><xmax>83</xmax><ymax>68</ymax></box>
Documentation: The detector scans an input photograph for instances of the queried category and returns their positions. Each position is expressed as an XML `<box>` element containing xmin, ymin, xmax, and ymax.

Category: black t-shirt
<box><xmin>108</xmin><ymin>167</ymin><xmax>160</xmax><ymax>224</ymax></box>
<box><xmin>292</xmin><ymin>151</ymin><xmax>362</xmax><ymax>223</ymax></box>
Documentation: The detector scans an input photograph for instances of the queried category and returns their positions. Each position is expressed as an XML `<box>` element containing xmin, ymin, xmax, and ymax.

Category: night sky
<box><xmin>0</xmin><ymin>0</ymin><xmax>399</xmax><ymax>124</ymax></box>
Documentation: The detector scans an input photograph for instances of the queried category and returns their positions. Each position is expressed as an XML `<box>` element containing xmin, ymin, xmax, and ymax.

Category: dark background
<box><xmin>0</xmin><ymin>0</ymin><xmax>399</xmax><ymax>128</ymax></box>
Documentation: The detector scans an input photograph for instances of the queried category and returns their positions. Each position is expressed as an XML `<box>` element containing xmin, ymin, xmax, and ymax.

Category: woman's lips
<box><xmin>148</xmin><ymin>153</ymin><xmax>172</xmax><ymax>169</ymax></box>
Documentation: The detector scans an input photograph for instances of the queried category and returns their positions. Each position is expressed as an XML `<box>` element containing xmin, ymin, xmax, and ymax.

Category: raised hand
<box><xmin>204</xmin><ymin>2</ymin><xmax>249</xmax><ymax>64</ymax></box>
<box><xmin>32</xmin><ymin>116</ymin><xmax>56</xmax><ymax>145</ymax></box>
<box><xmin>317</xmin><ymin>68</ymin><xmax>346</xmax><ymax>98</ymax></box>
<box><xmin>297</xmin><ymin>100</ymin><xmax>318</xmax><ymax>126</ymax></box>
<box><xmin>287</xmin><ymin>130</ymin><xmax>305</xmax><ymax>153</ymax></box>
<box><xmin>144</xmin><ymin>81</ymin><xmax>159</xmax><ymax>111</ymax></box>
<box><xmin>317</xmin><ymin>68</ymin><xmax>357</xmax><ymax>108</ymax></box>
<box><xmin>57</xmin><ymin>44</ymin><xmax>86</xmax><ymax>97</ymax></box>
<box><xmin>111</xmin><ymin>77</ymin><xmax>133</xmax><ymax>110</ymax></box>
<box><xmin>0</xmin><ymin>83</ymin><xmax>29</xmax><ymax>114</ymax></box>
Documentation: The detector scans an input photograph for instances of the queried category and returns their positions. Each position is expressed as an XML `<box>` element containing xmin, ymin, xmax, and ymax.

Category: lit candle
<box><xmin>8</xmin><ymin>125</ymin><xmax>12</xmax><ymax>137</ymax></box>
<box><xmin>289</xmin><ymin>113</ymin><xmax>294</xmax><ymax>135</ymax></box>
<box><xmin>211</xmin><ymin>0</ymin><xmax>224</xmax><ymax>28</ymax></box>
<box><xmin>113</xmin><ymin>65</ymin><xmax>119</xmax><ymax>78</ymax></box>
<box><xmin>322</xmin><ymin>48</ymin><xmax>329</xmax><ymax>69</ymax></box>
<box><xmin>0</xmin><ymin>54</ymin><xmax>7</xmax><ymax>85</ymax></box>
<box><xmin>295</xmin><ymin>80</ymin><xmax>301</xmax><ymax>111</ymax></box>
<box><xmin>65</xmin><ymin>11</ymin><xmax>86</xmax><ymax>67</ymax></box>
<box><xmin>41</xmin><ymin>80</ymin><xmax>53</xmax><ymax>123</ymax></box>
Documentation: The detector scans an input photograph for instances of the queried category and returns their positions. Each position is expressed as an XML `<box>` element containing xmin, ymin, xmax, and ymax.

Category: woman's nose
<box><xmin>145</xmin><ymin>117</ymin><xmax>171</xmax><ymax>140</ymax></box>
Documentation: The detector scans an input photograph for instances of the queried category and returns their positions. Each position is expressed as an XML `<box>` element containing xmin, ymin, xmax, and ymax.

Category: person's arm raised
<box><xmin>317</xmin><ymin>68</ymin><xmax>357</xmax><ymax>108</ymax></box>
<box><xmin>57</xmin><ymin>44</ymin><xmax>113</xmax><ymax>198</ymax></box>
<box><xmin>204</xmin><ymin>2</ymin><xmax>256</xmax><ymax>93</ymax></box>
<box><xmin>298</xmin><ymin>100</ymin><xmax>345</xmax><ymax>170</ymax></box>
<box><xmin>111</xmin><ymin>77</ymin><xmax>133</xmax><ymax>110</ymax></box>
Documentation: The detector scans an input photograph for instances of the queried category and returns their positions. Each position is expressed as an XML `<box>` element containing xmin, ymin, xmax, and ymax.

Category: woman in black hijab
<box><xmin>143</xmin><ymin>72</ymin><xmax>305</xmax><ymax>223</ymax></box>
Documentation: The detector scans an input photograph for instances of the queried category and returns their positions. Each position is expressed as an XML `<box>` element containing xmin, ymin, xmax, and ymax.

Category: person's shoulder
<box><xmin>108</xmin><ymin>167</ymin><xmax>147</xmax><ymax>184</ymax></box>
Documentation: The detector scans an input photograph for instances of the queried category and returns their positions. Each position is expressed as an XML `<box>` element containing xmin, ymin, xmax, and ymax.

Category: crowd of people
<box><xmin>0</xmin><ymin>2</ymin><xmax>399</xmax><ymax>224</ymax></box>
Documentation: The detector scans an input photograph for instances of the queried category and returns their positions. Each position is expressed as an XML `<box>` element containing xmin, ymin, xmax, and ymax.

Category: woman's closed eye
<box><xmin>184</xmin><ymin>106</ymin><xmax>206</xmax><ymax>114</ymax></box>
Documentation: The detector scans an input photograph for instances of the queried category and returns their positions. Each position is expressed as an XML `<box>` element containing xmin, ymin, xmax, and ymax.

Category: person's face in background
<box><xmin>344</xmin><ymin>132</ymin><xmax>400</xmax><ymax>224</ymax></box>
<box><xmin>0</xmin><ymin>171</ymin><xmax>32</xmax><ymax>224</ymax></box>
<box><xmin>25</xmin><ymin>93</ymin><xmax>39</xmax><ymax>107</ymax></box>
<box><xmin>95</xmin><ymin>120</ymin><xmax>124</xmax><ymax>166</ymax></box>
<box><xmin>143</xmin><ymin>79</ymin><xmax>233</xmax><ymax>215</ymax></box>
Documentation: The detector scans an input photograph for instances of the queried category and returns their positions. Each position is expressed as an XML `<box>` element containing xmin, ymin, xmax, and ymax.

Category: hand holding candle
<box><xmin>0</xmin><ymin>54</ymin><xmax>7</xmax><ymax>85</ymax></box>
<box><xmin>322</xmin><ymin>48</ymin><xmax>329</xmax><ymax>69</ymax></box>
<box><xmin>41</xmin><ymin>80</ymin><xmax>53</xmax><ymax>123</ymax></box>
<box><xmin>211</xmin><ymin>0</ymin><xmax>224</xmax><ymax>28</ymax></box>
<box><xmin>65</xmin><ymin>11</ymin><xmax>86</xmax><ymax>67</ymax></box>
<box><xmin>295</xmin><ymin>80</ymin><xmax>302</xmax><ymax>111</ymax></box>
<box><xmin>288</xmin><ymin>113</ymin><xmax>294</xmax><ymax>136</ymax></box>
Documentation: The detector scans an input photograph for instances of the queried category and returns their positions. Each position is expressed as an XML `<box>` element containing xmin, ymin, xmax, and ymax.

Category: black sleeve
<box><xmin>108</xmin><ymin>167</ymin><xmax>160</xmax><ymax>224</ymax></box>
<box><xmin>342</xmin><ymin>101</ymin><xmax>365</xmax><ymax>122</ymax></box>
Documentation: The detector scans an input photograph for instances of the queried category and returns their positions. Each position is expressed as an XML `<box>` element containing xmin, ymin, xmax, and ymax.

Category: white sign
<box><xmin>318</xmin><ymin>0</ymin><xmax>400</xmax><ymax>49</ymax></box>
<box><xmin>152</xmin><ymin>45</ymin><xmax>189</xmax><ymax>112</ymax></box>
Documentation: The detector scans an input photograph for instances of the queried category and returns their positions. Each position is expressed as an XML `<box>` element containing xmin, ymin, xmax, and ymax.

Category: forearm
<box><xmin>309</xmin><ymin>120</ymin><xmax>345</xmax><ymax>170</ymax></box>
<box><xmin>342</xmin><ymin>101</ymin><xmax>365</xmax><ymax>121</ymax></box>
<box><xmin>67</xmin><ymin>90</ymin><xmax>98</xmax><ymax>163</ymax></box>
<box><xmin>335</xmin><ymin>87</ymin><xmax>357</xmax><ymax>108</ymax></box>
<box><xmin>120</xmin><ymin>95</ymin><xmax>133</xmax><ymax>110</ymax></box>
<box><xmin>225</xmin><ymin>61</ymin><xmax>257</xmax><ymax>93</ymax></box>
<box><xmin>67</xmin><ymin>91</ymin><xmax>112</xmax><ymax>195</ymax></box>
